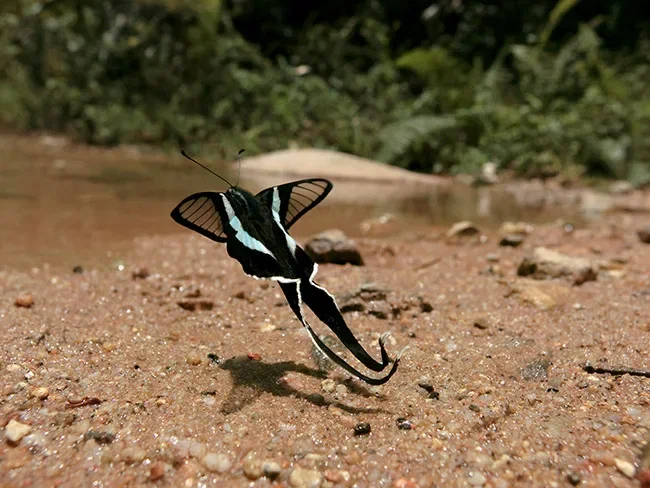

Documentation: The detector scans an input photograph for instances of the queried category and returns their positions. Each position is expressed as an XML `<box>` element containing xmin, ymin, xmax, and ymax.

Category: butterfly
<box><xmin>170</xmin><ymin>151</ymin><xmax>404</xmax><ymax>385</ymax></box>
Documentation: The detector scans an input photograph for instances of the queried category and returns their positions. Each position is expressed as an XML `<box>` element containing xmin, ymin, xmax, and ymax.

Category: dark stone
<box><xmin>499</xmin><ymin>234</ymin><xmax>525</xmax><ymax>247</ymax></box>
<box><xmin>72</xmin><ymin>265</ymin><xmax>84</xmax><ymax>274</ymax></box>
<box><xmin>84</xmin><ymin>430</ymin><xmax>116</xmax><ymax>445</ymax></box>
<box><xmin>396</xmin><ymin>418</ymin><xmax>412</xmax><ymax>430</ymax></box>
<box><xmin>639</xmin><ymin>228</ymin><xmax>650</xmax><ymax>244</ymax></box>
<box><xmin>305</xmin><ymin>229</ymin><xmax>364</xmax><ymax>266</ymax></box>
<box><xmin>353</xmin><ymin>422</ymin><xmax>371</xmax><ymax>436</ymax></box>
<box><xmin>207</xmin><ymin>353</ymin><xmax>220</xmax><ymax>364</ymax></box>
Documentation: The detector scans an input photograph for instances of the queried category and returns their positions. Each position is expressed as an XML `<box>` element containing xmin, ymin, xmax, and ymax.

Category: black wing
<box><xmin>170</xmin><ymin>192</ymin><xmax>227</xmax><ymax>243</ymax></box>
<box><xmin>256</xmin><ymin>179</ymin><xmax>332</xmax><ymax>230</ymax></box>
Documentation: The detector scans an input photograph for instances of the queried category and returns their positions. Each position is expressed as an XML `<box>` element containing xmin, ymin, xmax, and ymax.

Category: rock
<box><xmin>14</xmin><ymin>294</ymin><xmax>34</xmax><ymax>308</ymax></box>
<box><xmin>177</xmin><ymin>299</ymin><xmax>214</xmax><ymax>311</ymax></box>
<box><xmin>353</xmin><ymin>422</ymin><xmax>371</xmax><ymax>436</ymax></box>
<box><xmin>521</xmin><ymin>358</ymin><xmax>552</xmax><ymax>381</ymax></box>
<box><xmin>394</xmin><ymin>479</ymin><xmax>419</xmax><ymax>488</ymax></box>
<box><xmin>396</xmin><ymin>418</ymin><xmax>413</xmax><ymax>430</ymax></box>
<box><xmin>321</xmin><ymin>379</ymin><xmax>337</xmax><ymax>393</ymax></box>
<box><xmin>131</xmin><ymin>267</ymin><xmax>150</xmax><ymax>279</ymax></box>
<box><xmin>499</xmin><ymin>221</ymin><xmax>534</xmax><ymax>236</ymax></box>
<box><xmin>468</xmin><ymin>471</ymin><xmax>487</xmax><ymax>486</ymax></box>
<box><xmin>262</xmin><ymin>460</ymin><xmax>282</xmax><ymax>479</ymax></box>
<box><xmin>5</xmin><ymin>419</ymin><xmax>31</xmax><ymax>443</ymax></box>
<box><xmin>121</xmin><ymin>446</ymin><xmax>146</xmax><ymax>463</ymax></box>
<box><xmin>472</xmin><ymin>316</ymin><xmax>491</xmax><ymax>330</ymax></box>
<box><xmin>305</xmin><ymin>229</ymin><xmax>364</xmax><ymax>265</ymax></box>
<box><xmin>614</xmin><ymin>458</ymin><xmax>635</xmax><ymax>478</ymax></box>
<box><xmin>242</xmin><ymin>451</ymin><xmax>263</xmax><ymax>479</ymax></box>
<box><xmin>475</xmin><ymin>162</ymin><xmax>499</xmax><ymax>186</ymax></box>
<box><xmin>201</xmin><ymin>452</ymin><xmax>231</xmax><ymax>473</ymax></box>
<box><xmin>518</xmin><ymin>247</ymin><xmax>597</xmax><ymax>285</ymax></box>
<box><xmin>499</xmin><ymin>234</ymin><xmax>525</xmax><ymax>247</ymax></box>
<box><xmin>31</xmin><ymin>387</ymin><xmax>49</xmax><ymax>399</ymax></box>
<box><xmin>610</xmin><ymin>180</ymin><xmax>633</xmax><ymax>194</ymax></box>
<box><xmin>640</xmin><ymin>441</ymin><xmax>650</xmax><ymax>470</ymax></box>
<box><xmin>639</xmin><ymin>228</ymin><xmax>650</xmax><ymax>244</ymax></box>
<box><xmin>186</xmin><ymin>353</ymin><xmax>202</xmax><ymax>366</ymax></box>
<box><xmin>84</xmin><ymin>430</ymin><xmax>116</xmax><ymax>445</ymax></box>
<box><xmin>289</xmin><ymin>466</ymin><xmax>323</xmax><ymax>488</ymax></box>
<box><xmin>446</xmin><ymin>221</ymin><xmax>479</xmax><ymax>241</ymax></box>
<box><xmin>509</xmin><ymin>280</ymin><xmax>562</xmax><ymax>310</ymax></box>
<box><xmin>149</xmin><ymin>462</ymin><xmax>166</xmax><ymax>481</ymax></box>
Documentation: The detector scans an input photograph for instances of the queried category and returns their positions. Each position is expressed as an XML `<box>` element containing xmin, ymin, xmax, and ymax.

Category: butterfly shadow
<box><xmin>218</xmin><ymin>356</ymin><xmax>386</xmax><ymax>415</ymax></box>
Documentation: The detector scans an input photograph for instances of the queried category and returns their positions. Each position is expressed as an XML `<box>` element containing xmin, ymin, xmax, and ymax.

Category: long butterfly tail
<box><xmin>298</xmin><ymin>280</ymin><xmax>392</xmax><ymax>372</ymax></box>
<box><xmin>278</xmin><ymin>281</ymin><xmax>404</xmax><ymax>385</ymax></box>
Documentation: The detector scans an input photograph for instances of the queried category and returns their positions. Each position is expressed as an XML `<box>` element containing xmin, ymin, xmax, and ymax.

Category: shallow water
<box><xmin>0</xmin><ymin>135</ymin><xmax>583</xmax><ymax>271</ymax></box>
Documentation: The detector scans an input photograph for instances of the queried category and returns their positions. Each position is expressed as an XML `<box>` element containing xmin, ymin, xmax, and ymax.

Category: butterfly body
<box><xmin>172</xmin><ymin>175</ymin><xmax>405</xmax><ymax>385</ymax></box>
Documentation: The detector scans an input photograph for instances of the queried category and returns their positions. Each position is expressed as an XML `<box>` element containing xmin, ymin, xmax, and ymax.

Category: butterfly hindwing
<box><xmin>256</xmin><ymin>179</ymin><xmax>332</xmax><ymax>230</ymax></box>
<box><xmin>170</xmin><ymin>192</ymin><xmax>227</xmax><ymax>243</ymax></box>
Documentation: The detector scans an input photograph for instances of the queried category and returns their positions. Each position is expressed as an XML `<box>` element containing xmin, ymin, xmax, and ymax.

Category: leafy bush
<box><xmin>0</xmin><ymin>0</ymin><xmax>649</xmax><ymax>182</ymax></box>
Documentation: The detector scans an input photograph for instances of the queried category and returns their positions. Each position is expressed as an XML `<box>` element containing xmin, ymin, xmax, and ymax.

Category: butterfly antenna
<box><xmin>180</xmin><ymin>150</ymin><xmax>232</xmax><ymax>188</ymax></box>
<box><xmin>234</xmin><ymin>149</ymin><xmax>245</xmax><ymax>187</ymax></box>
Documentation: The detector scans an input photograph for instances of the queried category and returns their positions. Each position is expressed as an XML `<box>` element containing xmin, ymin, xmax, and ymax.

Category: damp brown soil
<box><xmin>1</xmin><ymin>133</ymin><xmax>650</xmax><ymax>487</ymax></box>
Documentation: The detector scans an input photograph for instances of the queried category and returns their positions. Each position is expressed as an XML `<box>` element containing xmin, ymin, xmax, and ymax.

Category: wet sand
<box><xmin>2</xmin><ymin>202</ymin><xmax>650</xmax><ymax>487</ymax></box>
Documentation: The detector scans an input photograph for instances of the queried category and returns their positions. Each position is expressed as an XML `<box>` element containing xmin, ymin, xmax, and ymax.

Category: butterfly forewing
<box><xmin>170</xmin><ymin>192</ymin><xmax>227</xmax><ymax>243</ymax></box>
<box><xmin>257</xmin><ymin>178</ymin><xmax>332</xmax><ymax>230</ymax></box>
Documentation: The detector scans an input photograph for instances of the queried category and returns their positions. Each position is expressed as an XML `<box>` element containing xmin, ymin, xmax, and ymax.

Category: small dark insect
<box><xmin>171</xmin><ymin>151</ymin><xmax>405</xmax><ymax>384</ymax></box>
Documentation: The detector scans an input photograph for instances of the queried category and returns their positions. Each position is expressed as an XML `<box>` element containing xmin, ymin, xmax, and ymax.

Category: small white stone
<box><xmin>614</xmin><ymin>458</ymin><xmax>635</xmax><ymax>478</ymax></box>
<box><xmin>201</xmin><ymin>452</ymin><xmax>231</xmax><ymax>473</ymax></box>
<box><xmin>468</xmin><ymin>471</ymin><xmax>486</xmax><ymax>486</ymax></box>
<box><xmin>6</xmin><ymin>419</ymin><xmax>31</xmax><ymax>443</ymax></box>
<box><xmin>289</xmin><ymin>466</ymin><xmax>323</xmax><ymax>488</ymax></box>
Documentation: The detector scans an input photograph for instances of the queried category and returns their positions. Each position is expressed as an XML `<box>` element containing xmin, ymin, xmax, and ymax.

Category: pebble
<box><xmin>262</xmin><ymin>460</ymin><xmax>282</xmax><ymax>479</ymax></box>
<box><xmin>5</xmin><ymin>419</ymin><xmax>31</xmax><ymax>443</ymax></box>
<box><xmin>289</xmin><ymin>466</ymin><xmax>323</xmax><ymax>488</ymax></box>
<box><xmin>201</xmin><ymin>452</ymin><xmax>231</xmax><ymax>473</ymax></box>
<box><xmin>394</xmin><ymin>479</ymin><xmax>418</xmax><ymax>488</ymax></box>
<box><xmin>14</xmin><ymin>294</ymin><xmax>34</xmax><ymax>308</ymax></box>
<box><xmin>149</xmin><ymin>462</ymin><xmax>166</xmax><ymax>481</ymax></box>
<box><xmin>321</xmin><ymin>379</ymin><xmax>337</xmax><ymax>393</ymax></box>
<box><xmin>121</xmin><ymin>446</ymin><xmax>146</xmax><ymax>463</ymax></box>
<box><xmin>31</xmin><ymin>386</ymin><xmax>49</xmax><ymax>399</ymax></box>
<box><xmin>614</xmin><ymin>458</ymin><xmax>635</xmax><ymax>478</ymax></box>
<box><xmin>468</xmin><ymin>471</ymin><xmax>487</xmax><ymax>486</ymax></box>
<box><xmin>473</xmin><ymin>316</ymin><xmax>491</xmax><ymax>330</ymax></box>
<box><xmin>639</xmin><ymin>228</ymin><xmax>650</xmax><ymax>244</ymax></box>
<box><xmin>242</xmin><ymin>452</ymin><xmax>263</xmax><ymax>479</ymax></box>
<box><xmin>446</xmin><ymin>221</ymin><xmax>480</xmax><ymax>241</ymax></box>
<box><xmin>354</xmin><ymin>422</ymin><xmax>371</xmax><ymax>436</ymax></box>
<box><xmin>499</xmin><ymin>234</ymin><xmax>525</xmax><ymax>247</ymax></box>
<box><xmin>396</xmin><ymin>418</ymin><xmax>413</xmax><ymax>430</ymax></box>
<box><xmin>186</xmin><ymin>353</ymin><xmax>202</xmax><ymax>365</ymax></box>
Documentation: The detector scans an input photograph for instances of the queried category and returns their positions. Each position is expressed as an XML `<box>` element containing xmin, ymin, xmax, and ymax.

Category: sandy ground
<box><xmin>2</xmin><ymin>195</ymin><xmax>650</xmax><ymax>487</ymax></box>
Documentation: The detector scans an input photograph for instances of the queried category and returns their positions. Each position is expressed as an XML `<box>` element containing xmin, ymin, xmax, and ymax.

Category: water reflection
<box><xmin>0</xmin><ymin>145</ymin><xmax>582</xmax><ymax>270</ymax></box>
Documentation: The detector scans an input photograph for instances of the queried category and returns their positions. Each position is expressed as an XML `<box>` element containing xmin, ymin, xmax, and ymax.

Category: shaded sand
<box><xmin>1</xmin><ymin>206</ymin><xmax>649</xmax><ymax>487</ymax></box>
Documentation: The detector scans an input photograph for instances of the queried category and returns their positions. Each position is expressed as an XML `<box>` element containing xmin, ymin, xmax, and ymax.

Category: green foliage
<box><xmin>0</xmin><ymin>0</ymin><xmax>649</xmax><ymax>182</ymax></box>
